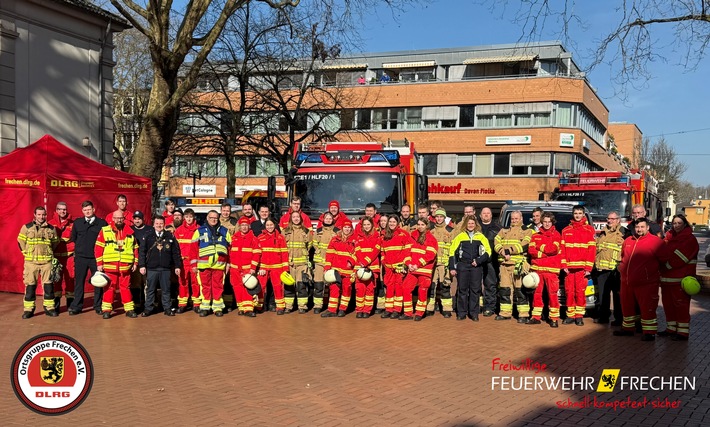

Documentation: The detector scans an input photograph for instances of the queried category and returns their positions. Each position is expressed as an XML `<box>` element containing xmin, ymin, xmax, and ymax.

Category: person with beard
<box><xmin>399</xmin><ymin>204</ymin><xmax>417</xmax><ymax>233</ymax></box>
<box><xmin>174</xmin><ymin>208</ymin><xmax>199</xmax><ymax>313</ymax></box>
<box><xmin>129</xmin><ymin>210</ymin><xmax>153</xmax><ymax>313</ymax></box>
<box><xmin>321</xmin><ymin>219</ymin><xmax>357</xmax><ymax>317</ymax></box>
<box><xmin>256</xmin><ymin>218</ymin><xmax>288</xmax><ymax>314</ymax></box>
<box><xmin>449</xmin><ymin>215</ymin><xmax>490</xmax><ymax>321</ymax></box>
<box><xmin>494</xmin><ymin>211</ymin><xmax>533</xmax><ymax>323</ymax></box>
<box><xmin>190</xmin><ymin>210</ymin><xmax>232</xmax><ymax>317</ymax></box>
<box><xmin>659</xmin><ymin>214</ymin><xmax>699</xmax><ymax>340</ymax></box>
<box><xmin>139</xmin><ymin>216</ymin><xmax>182</xmax><ymax>317</ymax></box>
<box><xmin>402</xmin><ymin>218</ymin><xmax>438</xmax><ymax>321</ymax></box>
<box><xmin>68</xmin><ymin>201</ymin><xmax>108</xmax><ymax>315</ymax></box>
<box><xmin>239</xmin><ymin>202</ymin><xmax>257</xmax><ymax>224</ymax></box>
<box><xmin>353</xmin><ymin>216</ymin><xmax>381</xmax><ymax>318</ymax></box>
<box><xmin>560</xmin><ymin>205</ymin><xmax>596</xmax><ymax>326</ymax></box>
<box><xmin>166</xmin><ymin>208</ymin><xmax>183</xmax><ymax>233</ymax></box>
<box><xmin>229</xmin><ymin>216</ymin><xmax>261</xmax><ymax>317</ymax></box>
<box><xmin>354</xmin><ymin>203</ymin><xmax>381</xmax><ymax>238</ymax></box>
<box><xmin>48</xmin><ymin>202</ymin><xmax>75</xmax><ymax>312</ymax></box>
<box><xmin>219</xmin><ymin>203</ymin><xmax>237</xmax><ymax>312</ymax></box>
<box><xmin>380</xmin><ymin>215</ymin><xmax>412</xmax><ymax>319</ymax></box>
<box><xmin>94</xmin><ymin>210</ymin><xmax>139</xmax><ymax>319</ymax></box>
<box><xmin>427</xmin><ymin>209</ymin><xmax>455</xmax><ymax>318</ymax></box>
<box><xmin>528</xmin><ymin>212</ymin><xmax>563</xmax><ymax>327</ymax></box>
<box><xmin>479</xmin><ymin>207</ymin><xmax>501</xmax><ymax>317</ymax></box>
<box><xmin>283</xmin><ymin>211</ymin><xmax>314</xmax><ymax>313</ymax></box>
<box><xmin>18</xmin><ymin>206</ymin><xmax>59</xmax><ymax>318</ymax></box>
<box><xmin>592</xmin><ymin>211</ymin><xmax>625</xmax><ymax>325</ymax></box>
<box><xmin>311</xmin><ymin>212</ymin><xmax>337</xmax><ymax>314</ymax></box>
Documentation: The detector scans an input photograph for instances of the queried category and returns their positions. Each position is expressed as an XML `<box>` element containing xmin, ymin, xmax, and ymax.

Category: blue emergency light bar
<box><xmin>294</xmin><ymin>150</ymin><xmax>400</xmax><ymax>167</ymax></box>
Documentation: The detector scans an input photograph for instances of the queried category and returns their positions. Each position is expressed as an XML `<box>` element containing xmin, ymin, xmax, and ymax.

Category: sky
<box><xmin>352</xmin><ymin>0</ymin><xmax>710</xmax><ymax>187</ymax></box>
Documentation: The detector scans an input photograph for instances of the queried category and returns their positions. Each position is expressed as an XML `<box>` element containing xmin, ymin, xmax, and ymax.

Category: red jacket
<box><xmin>174</xmin><ymin>221</ymin><xmax>199</xmax><ymax>262</ymax></box>
<box><xmin>239</xmin><ymin>214</ymin><xmax>258</xmax><ymax>224</ymax></box>
<box><xmin>105</xmin><ymin>209</ymin><xmax>133</xmax><ymax>225</ymax></box>
<box><xmin>529</xmin><ymin>227</ymin><xmax>562</xmax><ymax>274</ymax></box>
<box><xmin>316</xmin><ymin>211</ymin><xmax>349</xmax><ymax>229</ymax></box>
<box><xmin>279</xmin><ymin>209</ymin><xmax>312</xmax><ymax>229</ymax></box>
<box><xmin>162</xmin><ymin>210</ymin><xmax>174</xmax><ymax>226</ymax></box>
<box><xmin>48</xmin><ymin>213</ymin><xmax>74</xmax><ymax>257</ymax></box>
<box><xmin>380</xmin><ymin>227</ymin><xmax>412</xmax><ymax>269</ymax></box>
<box><xmin>230</xmin><ymin>230</ymin><xmax>261</xmax><ymax>272</ymax></box>
<box><xmin>354</xmin><ymin>231</ymin><xmax>381</xmax><ymax>273</ymax></box>
<box><xmin>325</xmin><ymin>232</ymin><xmax>357</xmax><ymax>275</ymax></box>
<box><xmin>257</xmin><ymin>230</ymin><xmax>288</xmax><ymax>273</ymax></box>
<box><xmin>354</xmin><ymin>214</ymin><xmax>382</xmax><ymax>238</ymax></box>
<box><xmin>407</xmin><ymin>230</ymin><xmax>438</xmax><ymax>277</ymax></box>
<box><xmin>619</xmin><ymin>233</ymin><xmax>670</xmax><ymax>286</ymax></box>
<box><xmin>560</xmin><ymin>218</ymin><xmax>596</xmax><ymax>271</ymax></box>
<box><xmin>661</xmin><ymin>226</ymin><xmax>698</xmax><ymax>283</ymax></box>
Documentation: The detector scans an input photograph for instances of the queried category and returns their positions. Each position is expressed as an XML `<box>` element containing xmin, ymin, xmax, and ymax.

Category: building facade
<box><xmin>168</xmin><ymin>42</ymin><xmax>630</xmax><ymax>215</ymax></box>
<box><xmin>0</xmin><ymin>0</ymin><xmax>127</xmax><ymax>163</ymax></box>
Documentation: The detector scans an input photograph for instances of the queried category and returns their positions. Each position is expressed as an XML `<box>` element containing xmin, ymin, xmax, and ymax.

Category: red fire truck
<box><xmin>554</xmin><ymin>169</ymin><xmax>662</xmax><ymax>232</ymax></box>
<box><xmin>268</xmin><ymin>139</ymin><xmax>428</xmax><ymax>223</ymax></box>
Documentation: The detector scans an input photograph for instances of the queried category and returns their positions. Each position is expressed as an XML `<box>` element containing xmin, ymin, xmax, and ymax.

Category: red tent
<box><xmin>0</xmin><ymin>135</ymin><xmax>152</xmax><ymax>293</ymax></box>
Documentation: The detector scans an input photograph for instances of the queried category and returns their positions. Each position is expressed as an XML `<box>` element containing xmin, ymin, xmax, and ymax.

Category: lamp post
<box><xmin>189</xmin><ymin>158</ymin><xmax>207</xmax><ymax>197</ymax></box>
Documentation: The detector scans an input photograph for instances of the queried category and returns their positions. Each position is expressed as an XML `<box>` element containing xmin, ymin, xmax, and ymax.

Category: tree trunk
<box><xmin>129</xmin><ymin>70</ymin><xmax>179</xmax><ymax>208</ymax></box>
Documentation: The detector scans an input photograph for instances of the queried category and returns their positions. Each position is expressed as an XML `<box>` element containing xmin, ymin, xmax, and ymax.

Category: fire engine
<box><xmin>268</xmin><ymin>139</ymin><xmax>428</xmax><ymax>223</ymax></box>
<box><xmin>554</xmin><ymin>169</ymin><xmax>662</xmax><ymax>232</ymax></box>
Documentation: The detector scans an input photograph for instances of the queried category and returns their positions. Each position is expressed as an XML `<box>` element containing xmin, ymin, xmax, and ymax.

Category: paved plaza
<box><xmin>1</xmin><ymin>236</ymin><xmax>709</xmax><ymax>426</ymax></box>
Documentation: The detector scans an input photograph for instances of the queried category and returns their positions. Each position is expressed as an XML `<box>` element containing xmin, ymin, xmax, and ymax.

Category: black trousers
<box><xmin>145</xmin><ymin>270</ymin><xmax>172</xmax><ymax>313</ymax></box>
<box><xmin>482</xmin><ymin>261</ymin><xmax>499</xmax><ymax>313</ymax></box>
<box><xmin>594</xmin><ymin>269</ymin><xmax>622</xmax><ymax>321</ymax></box>
<box><xmin>70</xmin><ymin>256</ymin><xmax>103</xmax><ymax>312</ymax></box>
<box><xmin>456</xmin><ymin>264</ymin><xmax>483</xmax><ymax>317</ymax></box>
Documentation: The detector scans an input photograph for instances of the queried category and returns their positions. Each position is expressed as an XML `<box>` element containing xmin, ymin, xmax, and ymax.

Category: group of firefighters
<box><xmin>17</xmin><ymin>195</ymin><xmax>701</xmax><ymax>340</ymax></box>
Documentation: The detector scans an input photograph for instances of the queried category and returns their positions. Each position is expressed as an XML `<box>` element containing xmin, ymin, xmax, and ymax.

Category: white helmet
<box><xmin>356</xmin><ymin>267</ymin><xmax>373</xmax><ymax>281</ymax></box>
<box><xmin>522</xmin><ymin>272</ymin><xmax>540</xmax><ymax>289</ymax></box>
<box><xmin>90</xmin><ymin>271</ymin><xmax>111</xmax><ymax>288</ymax></box>
<box><xmin>324</xmin><ymin>269</ymin><xmax>341</xmax><ymax>284</ymax></box>
<box><xmin>242</xmin><ymin>274</ymin><xmax>258</xmax><ymax>290</ymax></box>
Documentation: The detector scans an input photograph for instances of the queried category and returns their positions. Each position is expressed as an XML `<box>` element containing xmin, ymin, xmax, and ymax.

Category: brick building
<box><xmin>168</xmin><ymin>41</ymin><xmax>630</xmax><ymax>215</ymax></box>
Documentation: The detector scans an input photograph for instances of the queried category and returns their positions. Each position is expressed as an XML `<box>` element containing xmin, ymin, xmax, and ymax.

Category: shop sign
<box><xmin>486</xmin><ymin>136</ymin><xmax>531</xmax><ymax>145</ymax></box>
<box><xmin>560</xmin><ymin>133</ymin><xmax>575</xmax><ymax>148</ymax></box>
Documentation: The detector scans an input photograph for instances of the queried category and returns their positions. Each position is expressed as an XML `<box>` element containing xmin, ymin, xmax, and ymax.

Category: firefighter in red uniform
<box><xmin>174</xmin><ymin>208</ymin><xmax>200</xmax><ymax>313</ymax></box>
<box><xmin>48</xmin><ymin>201</ymin><xmax>75</xmax><ymax>311</ymax></box>
<box><xmin>659</xmin><ymin>214</ymin><xmax>698</xmax><ymax>340</ymax></box>
<box><xmin>528</xmin><ymin>212</ymin><xmax>563</xmax><ymax>327</ymax></box>
<box><xmin>95</xmin><ymin>210</ymin><xmax>139</xmax><ymax>319</ymax></box>
<box><xmin>104</xmin><ymin>194</ymin><xmax>133</xmax><ymax>224</ymax></box>
<box><xmin>256</xmin><ymin>218</ymin><xmax>288</xmax><ymax>314</ymax></box>
<box><xmin>353</xmin><ymin>217</ymin><xmax>381</xmax><ymax>318</ymax></box>
<box><xmin>615</xmin><ymin>217</ymin><xmax>670</xmax><ymax>340</ymax></box>
<box><xmin>380</xmin><ymin>215</ymin><xmax>412</xmax><ymax>319</ymax></box>
<box><xmin>322</xmin><ymin>219</ymin><xmax>357</xmax><ymax>317</ymax></box>
<box><xmin>402</xmin><ymin>218</ymin><xmax>438</xmax><ymax>320</ymax></box>
<box><xmin>190</xmin><ymin>210</ymin><xmax>232</xmax><ymax>317</ymax></box>
<box><xmin>316</xmin><ymin>200</ymin><xmax>349</xmax><ymax>229</ymax></box>
<box><xmin>230</xmin><ymin>216</ymin><xmax>261</xmax><ymax>317</ymax></box>
<box><xmin>560</xmin><ymin>205</ymin><xmax>595</xmax><ymax>325</ymax></box>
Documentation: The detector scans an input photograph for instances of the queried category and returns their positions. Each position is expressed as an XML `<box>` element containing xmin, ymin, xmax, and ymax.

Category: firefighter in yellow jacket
<box><xmin>427</xmin><ymin>209</ymin><xmax>454</xmax><ymax>317</ymax></box>
<box><xmin>95</xmin><ymin>210</ymin><xmax>139</xmax><ymax>319</ymax></box>
<box><xmin>593</xmin><ymin>211</ymin><xmax>626</xmax><ymax>325</ymax></box>
<box><xmin>494</xmin><ymin>210</ymin><xmax>533</xmax><ymax>322</ymax></box>
<box><xmin>18</xmin><ymin>206</ymin><xmax>59</xmax><ymax>319</ymax></box>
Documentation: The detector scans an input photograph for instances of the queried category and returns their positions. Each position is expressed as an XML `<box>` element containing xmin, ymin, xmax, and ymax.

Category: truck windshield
<box><xmin>293</xmin><ymin>172</ymin><xmax>400</xmax><ymax>215</ymax></box>
<box><xmin>555</xmin><ymin>190</ymin><xmax>631</xmax><ymax>219</ymax></box>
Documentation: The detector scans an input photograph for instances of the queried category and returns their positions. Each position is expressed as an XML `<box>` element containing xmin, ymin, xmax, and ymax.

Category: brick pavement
<box><xmin>0</xmin><ymin>286</ymin><xmax>708</xmax><ymax>427</ymax></box>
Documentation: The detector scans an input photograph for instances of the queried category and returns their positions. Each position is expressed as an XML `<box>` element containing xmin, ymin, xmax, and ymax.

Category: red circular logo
<box><xmin>10</xmin><ymin>333</ymin><xmax>93</xmax><ymax>415</ymax></box>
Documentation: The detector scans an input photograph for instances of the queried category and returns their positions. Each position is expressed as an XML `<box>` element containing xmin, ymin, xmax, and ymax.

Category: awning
<box><xmin>463</xmin><ymin>55</ymin><xmax>537</xmax><ymax>65</ymax></box>
<box><xmin>322</xmin><ymin>63</ymin><xmax>368</xmax><ymax>70</ymax></box>
<box><xmin>382</xmin><ymin>61</ymin><xmax>436</xmax><ymax>69</ymax></box>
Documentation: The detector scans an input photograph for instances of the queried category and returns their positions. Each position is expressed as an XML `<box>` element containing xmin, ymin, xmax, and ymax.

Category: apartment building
<box><xmin>168</xmin><ymin>41</ymin><xmax>629</xmax><ymax>214</ymax></box>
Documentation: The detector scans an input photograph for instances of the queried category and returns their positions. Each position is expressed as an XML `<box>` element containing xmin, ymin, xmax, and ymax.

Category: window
<box><xmin>422</xmin><ymin>154</ymin><xmax>438</xmax><ymax>175</ymax></box>
<box><xmin>177</xmin><ymin>113</ymin><xmax>220</xmax><ymax>135</ymax></box>
<box><xmin>459</xmin><ymin>106</ymin><xmax>475</xmax><ymax>127</ymax></box>
<box><xmin>340</xmin><ymin>110</ymin><xmax>355</xmax><ymax>130</ymax></box>
<box><xmin>475</xmin><ymin>155</ymin><xmax>492</xmax><ymax>176</ymax></box>
<box><xmin>355</xmin><ymin>109</ymin><xmax>371</xmax><ymax>130</ymax></box>
<box><xmin>477</xmin><ymin>115</ymin><xmax>494</xmax><ymax>128</ymax></box>
<box><xmin>554</xmin><ymin>153</ymin><xmax>572</xmax><ymax>174</ymax></box>
<box><xmin>373</xmin><ymin>109</ymin><xmax>387</xmax><ymax>130</ymax></box>
<box><xmin>405</xmin><ymin>108</ymin><xmax>422</xmax><ymax>129</ymax></box>
<box><xmin>555</xmin><ymin>103</ymin><xmax>577</xmax><ymax>127</ymax></box>
<box><xmin>437</xmin><ymin>154</ymin><xmax>457</xmax><ymax>175</ymax></box>
<box><xmin>515</xmin><ymin>115</ymin><xmax>532</xmax><ymax>127</ymax></box>
<box><xmin>457</xmin><ymin>155</ymin><xmax>473</xmax><ymax>175</ymax></box>
<box><xmin>493</xmin><ymin>154</ymin><xmax>510</xmax><ymax>175</ymax></box>
<box><xmin>236</xmin><ymin>157</ymin><xmax>280</xmax><ymax>177</ymax></box>
<box><xmin>697</xmin><ymin>208</ymin><xmax>704</xmax><ymax>215</ymax></box>
<box><xmin>495</xmin><ymin>114</ymin><xmax>513</xmax><ymax>127</ymax></box>
<box><xmin>511</xmin><ymin>153</ymin><xmax>550</xmax><ymax>175</ymax></box>
<box><xmin>308</xmin><ymin>111</ymin><xmax>341</xmax><ymax>133</ymax></box>
<box><xmin>534</xmin><ymin>113</ymin><xmax>551</xmax><ymax>126</ymax></box>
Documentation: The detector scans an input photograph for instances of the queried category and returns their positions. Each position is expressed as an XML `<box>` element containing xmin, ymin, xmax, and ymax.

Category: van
<box><xmin>497</xmin><ymin>200</ymin><xmax>595</xmax><ymax>312</ymax></box>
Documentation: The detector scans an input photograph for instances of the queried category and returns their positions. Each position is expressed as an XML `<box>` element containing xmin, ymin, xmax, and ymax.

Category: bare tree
<box><xmin>482</xmin><ymin>0</ymin><xmax>710</xmax><ymax>94</ymax></box>
<box><xmin>173</xmin><ymin>2</ymin><xmax>377</xmax><ymax>199</ymax></box>
<box><xmin>639</xmin><ymin>136</ymin><xmax>687</xmax><ymax>197</ymax></box>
